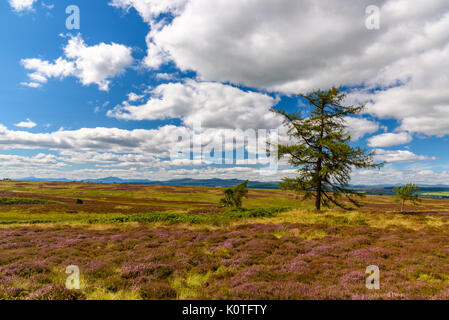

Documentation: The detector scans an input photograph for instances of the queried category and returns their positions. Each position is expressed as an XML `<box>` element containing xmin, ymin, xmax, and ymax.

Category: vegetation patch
<box><xmin>86</xmin><ymin>207</ymin><xmax>290</xmax><ymax>226</ymax></box>
<box><xmin>0</xmin><ymin>197</ymin><xmax>58</xmax><ymax>205</ymax></box>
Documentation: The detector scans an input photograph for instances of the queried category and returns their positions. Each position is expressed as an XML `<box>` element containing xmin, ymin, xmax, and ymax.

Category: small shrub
<box><xmin>5</xmin><ymin>261</ymin><xmax>50</xmax><ymax>277</ymax></box>
<box><xmin>103</xmin><ymin>276</ymin><xmax>125</xmax><ymax>293</ymax></box>
<box><xmin>393</xmin><ymin>183</ymin><xmax>420</xmax><ymax>212</ymax></box>
<box><xmin>75</xmin><ymin>199</ymin><xmax>84</xmax><ymax>204</ymax></box>
<box><xmin>219</xmin><ymin>180</ymin><xmax>249</xmax><ymax>208</ymax></box>
<box><xmin>6</xmin><ymin>287</ymin><xmax>27</xmax><ymax>299</ymax></box>
<box><xmin>29</xmin><ymin>285</ymin><xmax>86</xmax><ymax>300</ymax></box>
<box><xmin>139</xmin><ymin>282</ymin><xmax>177</xmax><ymax>300</ymax></box>
<box><xmin>121</xmin><ymin>263</ymin><xmax>174</xmax><ymax>279</ymax></box>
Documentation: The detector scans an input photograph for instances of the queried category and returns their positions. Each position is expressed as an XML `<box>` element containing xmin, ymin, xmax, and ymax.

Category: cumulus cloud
<box><xmin>14</xmin><ymin>119</ymin><xmax>37</xmax><ymax>129</ymax></box>
<box><xmin>344</xmin><ymin>117</ymin><xmax>379</xmax><ymax>141</ymax></box>
<box><xmin>155</xmin><ymin>72</ymin><xmax>178</xmax><ymax>81</ymax></box>
<box><xmin>0</xmin><ymin>153</ymin><xmax>65</xmax><ymax>168</ymax></box>
<box><xmin>0</xmin><ymin>123</ymin><xmax>282</xmax><ymax>181</ymax></box>
<box><xmin>127</xmin><ymin>92</ymin><xmax>144</xmax><ymax>102</ymax></box>
<box><xmin>373</xmin><ymin>149</ymin><xmax>435</xmax><ymax>162</ymax></box>
<box><xmin>351</xmin><ymin>38</ymin><xmax>449</xmax><ymax>136</ymax></box>
<box><xmin>111</xmin><ymin>0</ymin><xmax>449</xmax><ymax>140</ymax></box>
<box><xmin>8</xmin><ymin>0</ymin><xmax>36</xmax><ymax>12</ymax></box>
<box><xmin>133</xmin><ymin>0</ymin><xmax>387</xmax><ymax>90</ymax></box>
<box><xmin>352</xmin><ymin>164</ymin><xmax>449</xmax><ymax>185</ymax></box>
<box><xmin>108</xmin><ymin>80</ymin><xmax>282</xmax><ymax>130</ymax></box>
<box><xmin>111</xmin><ymin>0</ymin><xmax>447</xmax><ymax>89</ymax></box>
<box><xmin>368</xmin><ymin>131</ymin><xmax>412</xmax><ymax>147</ymax></box>
<box><xmin>21</xmin><ymin>35</ymin><xmax>133</xmax><ymax>91</ymax></box>
<box><xmin>0</xmin><ymin>124</ymin><xmax>185</xmax><ymax>156</ymax></box>
<box><xmin>109</xmin><ymin>0</ymin><xmax>187</xmax><ymax>24</ymax></box>
<box><xmin>21</xmin><ymin>57</ymin><xmax>75</xmax><ymax>82</ymax></box>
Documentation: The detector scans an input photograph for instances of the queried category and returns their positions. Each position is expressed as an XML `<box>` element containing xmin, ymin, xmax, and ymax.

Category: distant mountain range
<box><xmin>18</xmin><ymin>177</ymin><xmax>281</xmax><ymax>189</ymax></box>
<box><xmin>10</xmin><ymin>177</ymin><xmax>449</xmax><ymax>196</ymax></box>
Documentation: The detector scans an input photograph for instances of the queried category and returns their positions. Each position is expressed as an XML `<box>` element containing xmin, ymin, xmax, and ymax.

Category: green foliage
<box><xmin>393</xmin><ymin>183</ymin><xmax>420</xmax><ymax>212</ymax></box>
<box><xmin>219</xmin><ymin>180</ymin><xmax>249</xmax><ymax>208</ymax></box>
<box><xmin>84</xmin><ymin>207</ymin><xmax>289</xmax><ymax>226</ymax></box>
<box><xmin>0</xmin><ymin>197</ymin><xmax>56</xmax><ymax>205</ymax></box>
<box><xmin>273</xmin><ymin>86</ymin><xmax>383</xmax><ymax>210</ymax></box>
<box><xmin>75</xmin><ymin>199</ymin><xmax>84</xmax><ymax>204</ymax></box>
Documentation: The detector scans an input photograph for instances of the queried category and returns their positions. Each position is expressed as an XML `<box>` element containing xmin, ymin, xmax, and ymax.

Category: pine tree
<box><xmin>273</xmin><ymin>86</ymin><xmax>383</xmax><ymax>210</ymax></box>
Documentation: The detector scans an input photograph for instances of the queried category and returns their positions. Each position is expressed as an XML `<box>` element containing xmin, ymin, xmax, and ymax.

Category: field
<box><xmin>1</xmin><ymin>180</ymin><xmax>449</xmax><ymax>300</ymax></box>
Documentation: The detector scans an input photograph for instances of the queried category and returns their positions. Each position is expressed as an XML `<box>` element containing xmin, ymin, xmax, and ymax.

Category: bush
<box><xmin>75</xmin><ymin>199</ymin><xmax>84</xmax><ymax>204</ymax></box>
<box><xmin>0</xmin><ymin>197</ymin><xmax>55</xmax><ymax>205</ymax></box>
<box><xmin>86</xmin><ymin>207</ymin><xmax>289</xmax><ymax>226</ymax></box>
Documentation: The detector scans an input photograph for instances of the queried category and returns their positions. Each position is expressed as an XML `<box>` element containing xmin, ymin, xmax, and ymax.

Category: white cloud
<box><xmin>28</xmin><ymin>72</ymin><xmax>48</xmax><ymax>83</ymax></box>
<box><xmin>21</xmin><ymin>35</ymin><xmax>134</xmax><ymax>91</ymax></box>
<box><xmin>0</xmin><ymin>123</ymin><xmax>193</xmax><ymax>157</ymax></box>
<box><xmin>14</xmin><ymin>119</ymin><xmax>37</xmax><ymax>129</ymax></box>
<box><xmin>127</xmin><ymin>92</ymin><xmax>144</xmax><ymax>102</ymax></box>
<box><xmin>113</xmin><ymin>0</ymin><xmax>448</xmax><ymax>91</ymax></box>
<box><xmin>21</xmin><ymin>57</ymin><xmax>75</xmax><ymax>82</ymax></box>
<box><xmin>20</xmin><ymin>82</ymin><xmax>42</xmax><ymax>88</ymax></box>
<box><xmin>8</xmin><ymin>0</ymin><xmax>37</xmax><ymax>12</ymax></box>
<box><xmin>373</xmin><ymin>149</ymin><xmax>435</xmax><ymax>162</ymax></box>
<box><xmin>0</xmin><ymin>123</ymin><xmax>284</xmax><ymax>181</ymax></box>
<box><xmin>41</xmin><ymin>2</ymin><xmax>54</xmax><ymax>10</ymax></box>
<box><xmin>112</xmin><ymin>0</ymin><xmax>449</xmax><ymax>140</ymax></box>
<box><xmin>0</xmin><ymin>153</ymin><xmax>65</xmax><ymax>168</ymax></box>
<box><xmin>109</xmin><ymin>0</ymin><xmax>188</xmax><ymax>24</ymax></box>
<box><xmin>108</xmin><ymin>80</ymin><xmax>282</xmax><ymax>130</ymax></box>
<box><xmin>0</xmin><ymin>123</ymin><xmax>439</xmax><ymax>183</ymax></box>
<box><xmin>368</xmin><ymin>131</ymin><xmax>412</xmax><ymax>147</ymax></box>
<box><xmin>155</xmin><ymin>72</ymin><xmax>177</xmax><ymax>81</ymax></box>
<box><xmin>344</xmin><ymin>117</ymin><xmax>379</xmax><ymax>141</ymax></box>
<box><xmin>352</xmin><ymin>164</ymin><xmax>449</xmax><ymax>185</ymax></box>
<box><xmin>350</xmin><ymin>39</ymin><xmax>449</xmax><ymax>136</ymax></box>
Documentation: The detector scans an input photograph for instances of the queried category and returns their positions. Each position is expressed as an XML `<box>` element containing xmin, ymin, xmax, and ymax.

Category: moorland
<box><xmin>1</xmin><ymin>180</ymin><xmax>449</xmax><ymax>300</ymax></box>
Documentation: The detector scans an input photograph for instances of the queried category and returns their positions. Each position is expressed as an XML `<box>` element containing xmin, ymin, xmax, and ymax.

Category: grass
<box><xmin>171</xmin><ymin>272</ymin><xmax>212</xmax><ymax>299</ymax></box>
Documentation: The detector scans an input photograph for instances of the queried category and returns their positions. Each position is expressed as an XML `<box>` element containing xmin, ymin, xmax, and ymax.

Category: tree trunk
<box><xmin>315</xmin><ymin>183</ymin><xmax>322</xmax><ymax>210</ymax></box>
<box><xmin>401</xmin><ymin>199</ymin><xmax>404</xmax><ymax>212</ymax></box>
<box><xmin>315</xmin><ymin>104</ymin><xmax>325</xmax><ymax>211</ymax></box>
<box><xmin>315</xmin><ymin>158</ymin><xmax>322</xmax><ymax>211</ymax></box>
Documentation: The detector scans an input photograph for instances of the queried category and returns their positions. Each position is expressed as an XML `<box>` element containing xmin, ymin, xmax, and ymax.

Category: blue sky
<box><xmin>1</xmin><ymin>0</ymin><xmax>448</xmax><ymax>185</ymax></box>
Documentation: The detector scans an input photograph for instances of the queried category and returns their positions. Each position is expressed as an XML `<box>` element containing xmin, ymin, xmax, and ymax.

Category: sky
<box><xmin>1</xmin><ymin>0</ymin><xmax>449</xmax><ymax>185</ymax></box>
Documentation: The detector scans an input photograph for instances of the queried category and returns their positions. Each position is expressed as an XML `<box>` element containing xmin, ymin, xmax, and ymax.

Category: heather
<box><xmin>1</xmin><ymin>181</ymin><xmax>449</xmax><ymax>300</ymax></box>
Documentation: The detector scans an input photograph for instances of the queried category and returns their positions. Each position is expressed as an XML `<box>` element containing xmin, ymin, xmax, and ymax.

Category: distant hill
<box><xmin>352</xmin><ymin>185</ymin><xmax>449</xmax><ymax>199</ymax></box>
<box><xmin>17</xmin><ymin>177</ymin><xmax>280</xmax><ymax>189</ymax></box>
<box><xmin>10</xmin><ymin>177</ymin><xmax>449</xmax><ymax>198</ymax></box>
